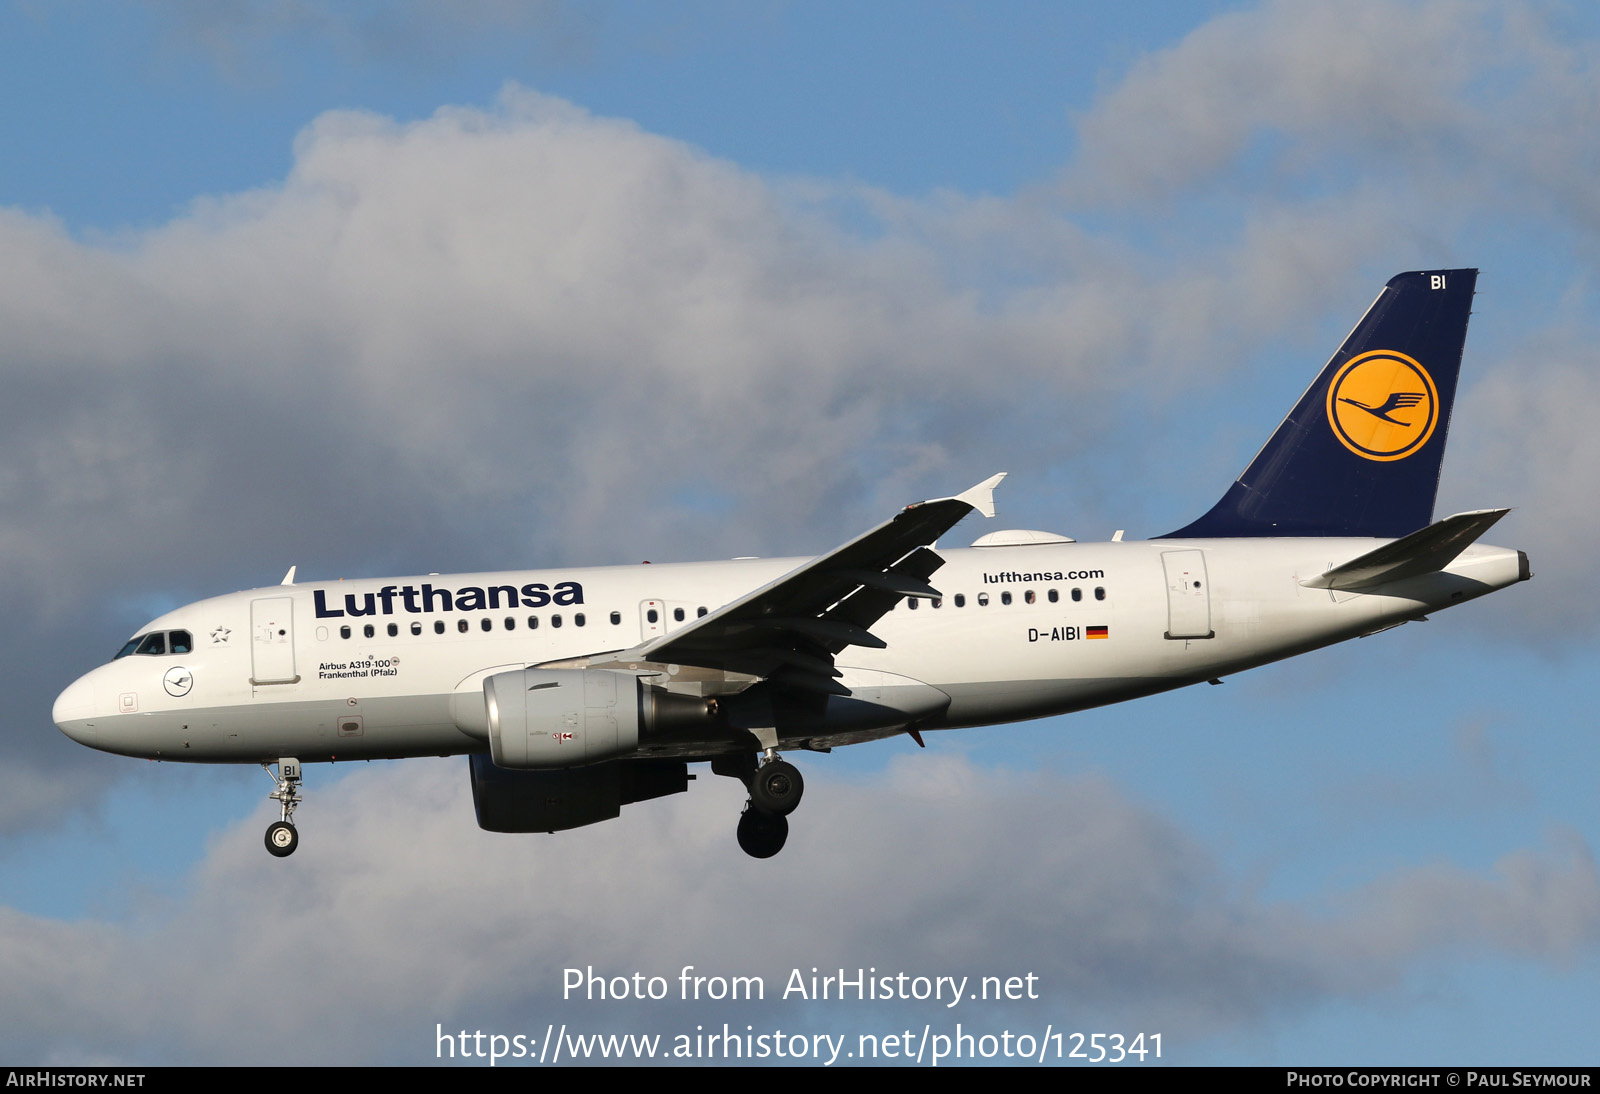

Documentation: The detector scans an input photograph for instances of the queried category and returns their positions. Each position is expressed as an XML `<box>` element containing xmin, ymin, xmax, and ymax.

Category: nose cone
<box><xmin>53</xmin><ymin>672</ymin><xmax>99</xmax><ymax>745</ymax></box>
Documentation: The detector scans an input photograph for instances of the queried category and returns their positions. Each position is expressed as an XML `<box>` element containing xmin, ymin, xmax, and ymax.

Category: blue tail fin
<box><xmin>1161</xmin><ymin>269</ymin><xmax>1477</xmax><ymax>539</ymax></box>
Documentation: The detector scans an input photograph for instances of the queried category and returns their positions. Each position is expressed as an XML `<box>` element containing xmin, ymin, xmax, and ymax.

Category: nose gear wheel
<box><xmin>261</xmin><ymin>758</ymin><xmax>304</xmax><ymax>858</ymax></box>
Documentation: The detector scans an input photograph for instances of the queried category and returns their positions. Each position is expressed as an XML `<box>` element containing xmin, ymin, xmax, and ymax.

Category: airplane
<box><xmin>53</xmin><ymin>269</ymin><xmax>1529</xmax><ymax>859</ymax></box>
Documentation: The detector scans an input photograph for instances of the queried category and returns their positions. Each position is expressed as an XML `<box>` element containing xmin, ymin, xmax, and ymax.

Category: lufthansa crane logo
<box><xmin>1326</xmin><ymin>349</ymin><xmax>1439</xmax><ymax>462</ymax></box>
<box><xmin>163</xmin><ymin>666</ymin><xmax>193</xmax><ymax>697</ymax></box>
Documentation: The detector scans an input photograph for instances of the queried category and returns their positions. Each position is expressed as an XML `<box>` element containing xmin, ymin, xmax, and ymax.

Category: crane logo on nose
<box><xmin>164</xmin><ymin>667</ymin><xmax>193</xmax><ymax>697</ymax></box>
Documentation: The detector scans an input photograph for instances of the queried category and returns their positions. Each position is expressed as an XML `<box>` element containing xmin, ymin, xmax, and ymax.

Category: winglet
<box><xmin>951</xmin><ymin>473</ymin><xmax>1006</xmax><ymax>519</ymax></box>
<box><xmin>280</xmin><ymin>566</ymin><xmax>297</xmax><ymax>586</ymax></box>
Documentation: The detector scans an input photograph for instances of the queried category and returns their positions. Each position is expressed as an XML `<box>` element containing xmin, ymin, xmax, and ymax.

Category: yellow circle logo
<box><xmin>1326</xmin><ymin>350</ymin><xmax>1438</xmax><ymax>462</ymax></box>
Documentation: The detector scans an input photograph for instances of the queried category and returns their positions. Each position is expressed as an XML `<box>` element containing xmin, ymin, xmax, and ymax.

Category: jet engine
<box><xmin>483</xmin><ymin>667</ymin><xmax>710</xmax><ymax>769</ymax></box>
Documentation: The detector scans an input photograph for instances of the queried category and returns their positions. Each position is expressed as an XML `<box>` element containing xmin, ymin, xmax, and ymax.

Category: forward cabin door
<box><xmin>1161</xmin><ymin>550</ymin><xmax>1214</xmax><ymax>639</ymax></box>
<box><xmin>251</xmin><ymin>596</ymin><xmax>299</xmax><ymax>684</ymax></box>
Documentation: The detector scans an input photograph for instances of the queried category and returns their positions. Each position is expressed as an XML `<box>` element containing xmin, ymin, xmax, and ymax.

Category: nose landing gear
<box><xmin>262</xmin><ymin>757</ymin><xmax>304</xmax><ymax>858</ymax></box>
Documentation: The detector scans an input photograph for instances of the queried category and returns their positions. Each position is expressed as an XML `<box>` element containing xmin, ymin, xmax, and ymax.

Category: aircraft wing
<box><xmin>592</xmin><ymin>474</ymin><xmax>1004</xmax><ymax>694</ymax></box>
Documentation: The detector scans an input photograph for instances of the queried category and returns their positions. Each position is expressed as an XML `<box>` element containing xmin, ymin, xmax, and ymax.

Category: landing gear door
<box><xmin>251</xmin><ymin>596</ymin><xmax>300</xmax><ymax>684</ymax></box>
<box><xmin>1162</xmin><ymin>550</ymin><xmax>1214</xmax><ymax>639</ymax></box>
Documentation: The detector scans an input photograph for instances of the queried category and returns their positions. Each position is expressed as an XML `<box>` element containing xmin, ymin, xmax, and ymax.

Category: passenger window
<box><xmin>339</xmin><ymin>625</ymin><xmax>351</xmax><ymax>640</ymax></box>
<box><xmin>434</xmin><ymin>621</ymin><xmax>445</xmax><ymax>635</ymax></box>
<box><xmin>458</xmin><ymin>620</ymin><xmax>469</xmax><ymax>634</ymax></box>
<box><xmin>908</xmin><ymin>598</ymin><xmax>919</xmax><ymax>610</ymax></box>
<box><xmin>528</xmin><ymin>616</ymin><xmax>539</xmax><ymax>630</ymax></box>
<box><xmin>552</xmin><ymin>615</ymin><xmax>563</xmax><ymax>628</ymax></box>
<box><xmin>505</xmin><ymin>617</ymin><xmax>515</xmax><ymax>631</ymax></box>
<box><xmin>363</xmin><ymin>624</ymin><xmax>375</xmax><ymax>639</ymax></box>
<box><xmin>411</xmin><ymin>622</ymin><xmax>422</xmax><ymax>636</ymax></box>
<box><xmin>954</xmin><ymin>594</ymin><xmax>965</xmax><ymax>607</ymax></box>
<box><xmin>673</xmin><ymin>607</ymin><xmax>685</xmax><ymax>622</ymax></box>
<box><xmin>1024</xmin><ymin>590</ymin><xmax>1035</xmax><ymax>605</ymax></box>
<box><xmin>1048</xmin><ymin>589</ymin><xmax>1059</xmax><ymax>603</ymax></box>
<box><xmin>1001</xmin><ymin>591</ymin><xmax>1012</xmax><ymax>606</ymax></box>
<box><xmin>977</xmin><ymin>592</ymin><xmax>989</xmax><ymax>606</ymax></box>
<box><xmin>1072</xmin><ymin>588</ymin><xmax>1082</xmax><ymax>602</ymax></box>
<box><xmin>931</xmin><ymin>598</ymin><xmax>942</xmax><ymax>608</ymax></box>
<box><xmin>647</xmin><ymin>609</ymin><xmax>659</xmax><ymax>623</ymax></box>
<box><xmin>168</xmin><ymin>631</ymin><xmax>193</xmax><ymax>653</ymax></box>
<box><xmin>575</xmin><ymin>613</ymin><xmax>586</xmax><ymax>627</ymax></box>
<box><xmin>1095</xmin><ymin>587</ymin><xmax>1106</xmax><ymax>601</ymax></box>
<box><xmin>610</xmin><ymin>611</ymin><xmax>621</xmax><ymax>625</ymax></box>
<box><xmin>387</xmin><ymin>623</ymin><xmax>398</xmax><ymax>637</ymax></box>
<box><xmin>481</xmin><ymin>618</ymin><xmax>492</xmax><ymax>632</ymax></box>
<box><xmin>698</xmin><ymin>606</ymin><xmax>708</xmax><ymax>617</ymax></box>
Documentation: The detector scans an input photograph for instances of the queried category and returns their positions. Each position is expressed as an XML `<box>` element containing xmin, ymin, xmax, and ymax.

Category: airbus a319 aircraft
<box><xmin>54</xmin><ymin>270</ymin><xmax>1529</xmax><ymax>858</ymax></box>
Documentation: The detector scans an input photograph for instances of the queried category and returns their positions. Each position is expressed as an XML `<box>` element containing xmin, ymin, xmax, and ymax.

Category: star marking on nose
<box><xmin>211</xmin><ymin>627</ymin><xmax>231</xmax><ymax>645</ymax></box>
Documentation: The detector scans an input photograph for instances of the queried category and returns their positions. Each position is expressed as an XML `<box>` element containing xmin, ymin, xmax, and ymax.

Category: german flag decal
<box><xmin>1087</xmin><ymin>625</ymin><xmax>1109</xmax><ymax>640</ymax></box>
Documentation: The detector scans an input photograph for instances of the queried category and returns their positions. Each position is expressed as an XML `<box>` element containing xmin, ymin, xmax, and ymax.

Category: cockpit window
<box><xmin>113</xmin><ymin>630</ymin><xmax>191</xmax><ymax>658</ymax></box>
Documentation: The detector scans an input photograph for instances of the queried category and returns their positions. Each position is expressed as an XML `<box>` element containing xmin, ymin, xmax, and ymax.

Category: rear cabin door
<box><xmin>1161</xmin><ymin>550</ymin><xmax>1214</xmax><ymax>639</ymax></box>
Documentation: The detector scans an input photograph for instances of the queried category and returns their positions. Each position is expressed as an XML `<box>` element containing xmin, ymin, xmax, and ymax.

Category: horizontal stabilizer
<box><xmin>1300</xmin><ymin>509</ymin><xmax>1510</xmax><ymax>591</ymax></box>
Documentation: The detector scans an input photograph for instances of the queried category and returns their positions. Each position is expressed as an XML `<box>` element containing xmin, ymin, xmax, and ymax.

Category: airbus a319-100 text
<box><xmin>54</xmin><ymin>269</ymin><xmax>1529</xmax><ymax>858</ymax></box>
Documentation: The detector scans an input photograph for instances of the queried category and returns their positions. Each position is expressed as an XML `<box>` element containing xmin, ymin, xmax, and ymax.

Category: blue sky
<box><xmin>1</xmin><ymin>0</ymin><xmax>1597</xmax><ymax>1067</ymax></box>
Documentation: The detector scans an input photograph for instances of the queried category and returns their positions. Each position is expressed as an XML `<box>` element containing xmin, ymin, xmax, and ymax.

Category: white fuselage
<box><xmin>52</xmin><ymin>536</ymin><xmax>1525</xmax><ymax>765</ymax></box>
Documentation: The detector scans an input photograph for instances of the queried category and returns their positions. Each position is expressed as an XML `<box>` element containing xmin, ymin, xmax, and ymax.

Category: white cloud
<box><xmin>0</xmin><ymin>755</ymin><xmax>1592</xmax><ymax>1063</ymax></box>
<box><xmin>1446</xmin><ymin>347</ymin><xmax>1600</xmax><ymax>638</ymax></box>
<box><xmin>1067</xmin><ymin>0</ymin><xmax>1494</xmax><ymax>206</ymax></box>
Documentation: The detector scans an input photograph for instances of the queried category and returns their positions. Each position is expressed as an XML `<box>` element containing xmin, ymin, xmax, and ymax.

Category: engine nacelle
<box><xmin>469</xmin><ymin>754</ymin><xmax>690</xmax><ymax>832</ymax></box>
<box><xmin>485</xmin><ymin>668</ymin><xmax>640</xmax><ymax>769</ymax></box>
<box><xmin>483</xmin><ymin>667</ymin><xmax>713</xmax><ymax>769</ymax></box>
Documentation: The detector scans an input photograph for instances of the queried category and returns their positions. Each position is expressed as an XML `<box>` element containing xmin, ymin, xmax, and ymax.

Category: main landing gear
<box><xmin>262</xmin><ymin>757</ymin><xmax>303</xmax><ymax>858</ymax></box>
<box><xmin>720</xmin><ymin>729</ymin><xmax>806</xmax><ymax>859</ymax></box>
<box><xmin>736</xmin><ymin>803</ymin><xmax>788</xmax><ymax>859</ymax></box>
